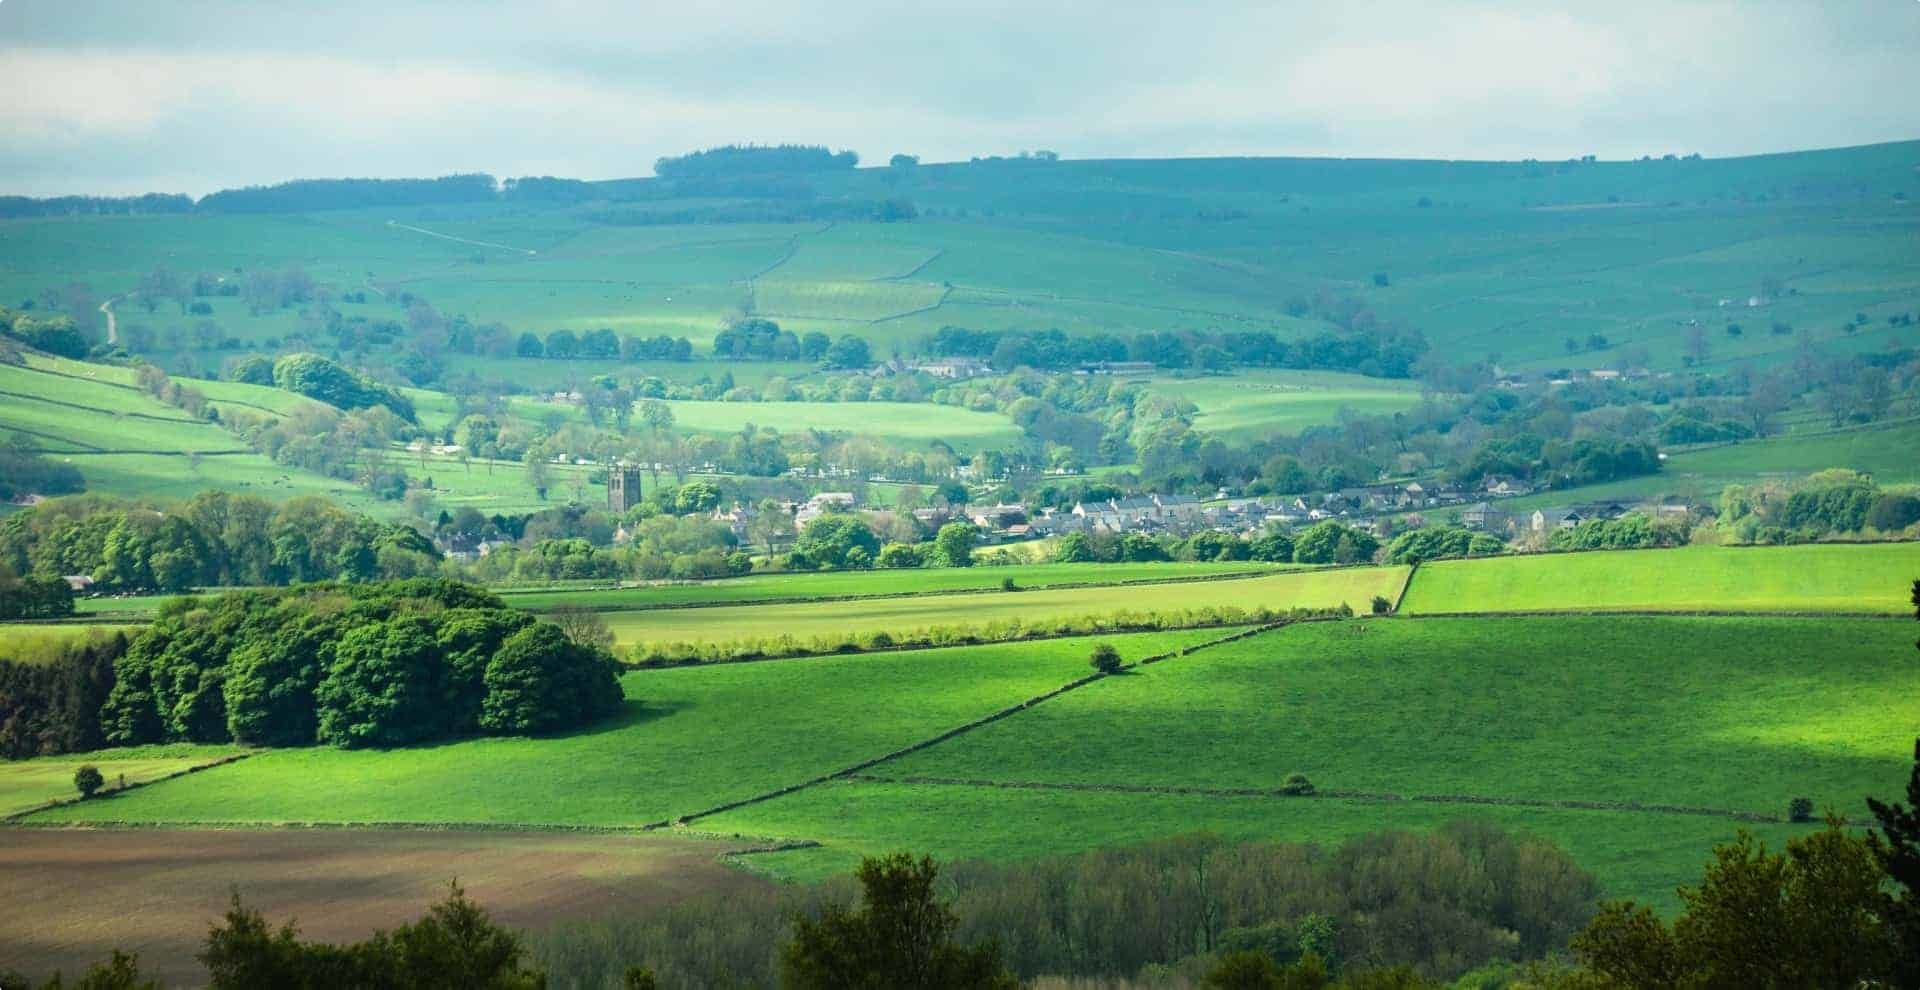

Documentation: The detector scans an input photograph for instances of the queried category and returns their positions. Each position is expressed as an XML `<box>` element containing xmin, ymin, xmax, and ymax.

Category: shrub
<box><xmin>1088</xmin><ymin>643</ymin><xmax>1122</xmax><ymax>674</ymax></box>
<box><xmin>1788</xmin><ymin>797</ymin><xmax>1814</xmax><ymax>822</ymax></box>
<box><xmin>1280</xmin><ymin>772</ymin><xmax>1315</xmax><ymax>796</ymax></box>
<box><xmin>74</xmin><ymin>764</ymin><xmax>104</xmax><ymax>798</ymax></box>
<box><xmin>864</xmin><ymin>631</ymin><xmax>894</xmax><ymax>649</ymax></box>
<box><xmin>1370</xmin><ymin>595</ymin><xmax>1391</xmax><ymax>615</ymax></box>
<box><xmin>1000</xmin><ymin>577</ymin><xmax>1018</xmax><ymax>592</ymax></box>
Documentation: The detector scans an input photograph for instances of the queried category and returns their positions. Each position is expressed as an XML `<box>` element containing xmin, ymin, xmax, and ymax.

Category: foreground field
<box><xmin>0</xmin><ymin>828</ymin><xmax>763</xmax><ymax>985</ymax></box>
<box><xmin>27</xmin><ymin>630</ymin><xmax>1230</xmax><ymax>828</ymax></box>
<box><xmin>1398</xmin><ymin>542</ymin><xmax>1920</xmax><ymax>614</ymax></box>
<box><xmin>709</xmin><ymin>614</ymin><xmax>1916</xmax><ymax>909</ymax></box>
<box><xmin>599</xmin><ymin>565</ymin><xmax>1409</xmax><ymax>648</ymax></box>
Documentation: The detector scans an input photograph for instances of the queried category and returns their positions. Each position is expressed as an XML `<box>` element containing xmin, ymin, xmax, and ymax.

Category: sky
<box><xmin>1</xmin><ymin>0</ymin><xmax>1917</xmax><ymax>197</ymax></box>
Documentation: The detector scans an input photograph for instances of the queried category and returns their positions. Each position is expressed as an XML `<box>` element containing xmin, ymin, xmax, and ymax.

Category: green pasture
<box><xmin>0</xmin><ymin>744</ymin><xmax>239</xmax><ymax>816</ymax></box>
<box><xmin>500</xmin><ymin>560</ymin><xmax>1298</xmax><ymax>611</ymax></box>
<box><xmin>599</xmin><ymin>565</ymin><xmax>1410</xmax><ymax>647</ymax></box>
<box><xmin>679</xmin><ymin>614</ymin><xmax>1920</xmax><ymax>907</ymax></box>
<box><xmin>709</xmin><ymin>781</ymin><xmax>1805</xmax><ymax>912</ymax></box>
<box><xmin>0</xmin><ymin>625</ymin><xmax>138</xmax><ymax>664</ymax></box>
<box><xmin>885</xmin><ymin>616</ymin><xmax>1916</xmax><ymax>815</ymax></box>
<box><xmin>1397</xmin><ymin>543</ymin><xmax>1920</xmax><ymax>615</ymax></box>
<box><xmin>1149</xmin><ymin>370</ymin><xmax>1423</xmax><ymax>439</ymax></box>
<box><xmin>25</xmin><ymin>629</ymin><xmax>1231</xmax><ymax>828</ymax></box>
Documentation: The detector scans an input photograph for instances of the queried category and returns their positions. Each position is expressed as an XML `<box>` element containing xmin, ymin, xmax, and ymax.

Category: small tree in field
<box><xmin>1089</xmin><ymin>643</ymin><xmax>1122</xmax><ymax>674</ymax></box>
<box><xmin>1280</xmin><ymin>772</ymin><xmax>1315</xmax><ymax>796</ymax></box>
<box><xmin>1789</xmin><ymin>797</ymin><xmax>1815</xmax><ymax>822</ymax></box>
<box><xmin>74</xmin><ymin>764</ymin><xmax>104</xmax><ymax>798</ymax></box>
<box><xmin>1370</xmin><ymin>595</ymin><xmax>1391</xmax><ymax>615</ymax></box>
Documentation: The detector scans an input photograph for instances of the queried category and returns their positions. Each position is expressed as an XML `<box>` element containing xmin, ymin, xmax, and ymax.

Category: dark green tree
<box><xmin>780</xmin><ymin>853</ymin><xmax>1016</xmax><ymax>990</ymax></box>
<box><xmin>73</xmin><ymin>764</ymin><xmax>103</xmax><ymax>798</ymax></box>
<box><xmin>480</xmin><ymin>623</ymin><xmax>623</xmax><ymax>735</ymax></box>
<box><xmin>1089</xmin><ymin>643</ymin><xmax>1122</xmax><ymax>674</ymax></box>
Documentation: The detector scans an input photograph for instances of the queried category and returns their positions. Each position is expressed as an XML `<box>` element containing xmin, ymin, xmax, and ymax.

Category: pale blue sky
<box><xmin>1</xmin><ymin>0</ymin><xmax>1916</xmax><ymax>195</ymax></box>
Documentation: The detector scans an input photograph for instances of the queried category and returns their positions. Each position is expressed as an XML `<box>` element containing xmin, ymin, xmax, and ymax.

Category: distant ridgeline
<box><xmin>6</xmin><ymin>139</ymin><xmax>1913</xmax><ymax>219</ymax></box>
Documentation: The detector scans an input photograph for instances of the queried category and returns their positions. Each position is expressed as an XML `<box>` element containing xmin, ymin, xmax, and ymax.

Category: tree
<box><xmin>546</xmin><ymin>604</ymin><xmax>616</xmax><ymax>652</ymax></box>
<box><xmin>823</xmin><ymin>334</ymin><xmax>872</xmax><ymax>370</ymax></box>
<box><xmin>73</xmin><ymin>764</ymin><xmax>104</xmax><ymax>798</ymax></box>
<box><xmin>1089</xmin><ymin>643</ymin><xmax>1122</xmax><ymax>674</ymax></box>
<box><xmin>931</xmin><ymin>522</ymin><xmax>976</xmax><ymax>567</ymax></box>
<box><xmin>792</xmin><ymin>516</ymin><xmax>881</xmax><ymax>570</ymax></box>
<box><xmin>1570</xmin><ymin>821</ymin><xmax>1896</xmax><ymax>987</ymax></box>
<box><xmin>480</xmin><ymin>623</ymin><xmax>623</xmax><ymax>735</ymax></box>
<box><xmin>780</xmin><ymin>853</ymin><xmax>1016</xmax><ymax>990</ymax></box>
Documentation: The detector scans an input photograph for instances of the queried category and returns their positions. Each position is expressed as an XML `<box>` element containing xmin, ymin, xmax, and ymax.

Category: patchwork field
<box><xmin>712</xmin><ymin>614</ymin><xmax>1917</xmax><ymax>908</ymax></box>
<box><xmin>500</xmin><ymin>560</ymin><xmax>1299</xmax><ymax>611</ymax></box>
<box><xmin>598</xmin><ymin>565</ymin><xmax>1409</xmax><ymax>648</ymax></box>
<box><xmin>1397</xmin><ymin>542</ymin><xmax>1920</xmax><ymax>615</ymax></box>
<box><xmin>0</xmin><ymin>828</ymin><xmax>764</xmax><ymax>986</ymax></box>
<box><xmin>26</xmin><ymin>629</ymin><xmax>1231</xmax><ymax>828</ymax></box>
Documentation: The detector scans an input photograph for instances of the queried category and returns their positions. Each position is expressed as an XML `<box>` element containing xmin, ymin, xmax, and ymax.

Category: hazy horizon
<box><xmin>3</xmin><ymin>0</ymin><xmax>1919</xmax><ymax>197</ymax></box>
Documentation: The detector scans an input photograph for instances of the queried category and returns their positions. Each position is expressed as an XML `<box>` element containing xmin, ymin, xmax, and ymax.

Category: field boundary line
<box><xmin>0</xmin><ymin>387</ymin><xmax>210</xmax><ymax>426</ymax></box>
<box><xmin>842</xmin><ymin>773</ymin><xmax>1798</xmax><ymax>825</ymax></box>
<box><xmin>875</xmin><ymin>248</ymin><xmax>946</xmax><ymax>282</ymax></box>
<box><xmin>2</xmin><ymin>752</ymin><xmax>254</xmax><ymax>823</ymax></box>
<box><xmin>386</xmin><ymin>219</ymin><xmax>537</xmax><ymax>255</ymax></box>
<box><xmin>651</xmin><ymin>618</ymin><xmax>1333</xmax><ymax>829</ymax></box>
<box><xmin>742</xmin><ymin>222</ymin><xmax>834</xmax><ymax>282</ymax></box>
<box><xmin>19</xmin><ymin>363</ymin><xmax>298</xmax><ymax>420</ymax></box>
<box><xmin>870</xmin><ymin>285</ymin><xmax>953</xmax><ymax>324</ymax></box>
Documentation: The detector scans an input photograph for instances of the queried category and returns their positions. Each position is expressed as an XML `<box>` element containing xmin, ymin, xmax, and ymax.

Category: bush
<box><xmin>1788</xmin><ymin>796</ymin><xmax>1814</xmax><ymax>822</ymax></box>
<box><xmin>1370</xmin><ymin>595</ymin><xmax>1391</xmax><ymax>615</ymax></box>
<box><xmin>1000</xmin><ymin>577</ymin><xmax>1018</xmax><ymax>592</ymax></box>
<box><xmin>1089</xmin><ymin>643</ymin><xmax>1122</xmax><ymax>674</ymax></box>
<box><xmin>73</xmin><ymin>764</ymin><xmax>104</xmax><ymax>798</ymax></box>
<box><xmin>1280</xmin><ymin>772</ymin><xmax>1315</xmax><ymax>796</ymax></box>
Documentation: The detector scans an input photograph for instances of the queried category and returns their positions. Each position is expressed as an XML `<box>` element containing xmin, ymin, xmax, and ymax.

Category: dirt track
<box><xmin>0</xmin><ymin>827</ymin><xmax>767</xmax><ymax>986</ymax></box>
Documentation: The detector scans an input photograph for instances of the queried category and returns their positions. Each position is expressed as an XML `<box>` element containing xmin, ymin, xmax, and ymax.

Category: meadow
<box><xmin>1147</xmin><ymin>370</ymin><xmax>1423</xmax><ymax>440</ymax></box>
<box><xmin>707</xmin><ymin>613</ymin><xmax>1916</xmax><ymax>908</ymax></box>
<box><xmin>597</xmin><ymin>565</ymin><xmax>1409</xmax><ymax>648</ymax></box>
<box><xmin>1397</xmin><ymin>542</ymin><xmax>1920</xmax><ymax>615</ymax></box>
<box><xmin>26</xmin><ymin>629</ymin><xmax>1232</xmax><ymax>829</ymax></box>
<box><xmin>0</xmin><ymin>744</ymin><xmax>238</xmax><ymax>815</ymax></box>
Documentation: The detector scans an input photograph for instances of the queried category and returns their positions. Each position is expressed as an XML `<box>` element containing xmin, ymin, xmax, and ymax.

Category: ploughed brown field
<box><xmin>0</xmin><ymin>827</ymin><xmax>766</xmax><ymax>985</ymax></box>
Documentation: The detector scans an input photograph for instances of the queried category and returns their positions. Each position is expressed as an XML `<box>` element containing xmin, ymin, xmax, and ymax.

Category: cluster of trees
<box><xmin>270</xmin><ymin>353</ymin><xmax>415</xmax><ymax>420</ymax></box>
<box><xmin>0</xmin><ymin>192</ymin><xmax>194</xmax><ymax>219</ymax></box>
<box><xmin>0</xmin><ymin>304</ymin><xmax>92</xmax><ymax>359</ymax></box>
<box><xmin>0</xmin><ymin>494</ymin><xmax>443</xmax><ymax>592</ymax></box>
<box><xmin>926</xmin><ymin>323</ymin><xmax>1429</xmax><ymax>378</ymax></box>
<box><xmin>711</xmin><ymin>318</ymin><xmax>872</xmax><ymax>368</ymax></box>
<box><xmin>195</xmin><ymin>174</ymin><xmax>499</xmax><ymax>214</ymax></box>
<box><xmin>0</xmin><ymin>572</ymin><xmax>74</xmax><ymax>620</ymax></box>
<box><xmin>511</xmin><ymin>327</ymin><xmax>694</xmax><ymax>363</ymax></box>
<box><xmin>1719</xmin><ymin>469</ymin><xmax>1920</xmax><ymax>543</ymax></box>
<box><xmin>653</xmin><ymin>144</ymin><xmax>860</xmax><ymax>178</ymax></box>
<box><xmin>0</xmin><ymin>632</ymin><xmax>120</xmax><ymax>758</ymax></box>
<box><xmin>1546</xmin><ymin>514</ymin><xmax>1693</xmax><ymax>551</ymax></box>
<box><xmin>1381</xmin><ymin>526</ymin><xmax>1507</xmax><ymax>564</ymax></box>
<box><xmin>530</xmin><ymin>824</ymin><xmax>1597</xmax><ymax>987</ymax></box>
<box><xmin>0</xmin><ymin>433</ymin><xmax>85</xmax><ymax>501</ymax></box>
<box><xmin>1044</xmin><ymin>521</ymin><xmax>1384</xmax><ymax>566</ymax></box>
<box><xmin>99</xmin><ymin>580</ymin><xmax>623</xmax><ymax>748</ymax></box>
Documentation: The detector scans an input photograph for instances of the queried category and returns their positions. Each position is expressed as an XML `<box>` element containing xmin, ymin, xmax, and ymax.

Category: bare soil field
<box><xmin>0</xmin><ymin>827</ymin><xmax>766</xmax><ymax>986</ymax></box>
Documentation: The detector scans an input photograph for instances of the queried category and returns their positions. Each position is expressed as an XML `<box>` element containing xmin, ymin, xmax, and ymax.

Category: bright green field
<box><xmin>653</xmin><ymin>399</ymin><xmax>1019</xmax><ymax>450</ymax></box>
<box><xmin>0</xmin><ymin>744</ymin><xmax>238</xmax><ymax>815</ymax></box>
<box><xmin>710</xmin><ymin>783</ymin><xmax>1805</xmax><ymax>911</ymax></box>
<box><xmin>24</xmin><ymin>629</ymin><xmax>1229</xmax><ymax>828</ymax></box>
<box><xmin>1149</xmin><ymin>370</ymin><xmax>1423</xmax><ymax>440</ymax></box>
<box><xmin>1398</xmin><ymin>543</ymin><xmax>1920</xmax><ymax>615</ymax></box>
<box><xmin>706</xmin><ymin>615</ymin><xmax>1916</xmax><ymax>908</ymax></box>
<box><xmin>600</xmin><ymin>565</ymin><xmax>1410</xmax><ymax>647</ymax></box>
<box><xmin>500</xmin><ymin>561</ymin><xmax>1299</xmax><ymax>611</ymax></box>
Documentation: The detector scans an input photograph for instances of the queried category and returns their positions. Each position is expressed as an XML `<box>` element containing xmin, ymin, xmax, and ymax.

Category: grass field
<box><xmin>710</xmin><ymin>614</ymin><xmax>1916</xmax><ymax>908</ymax></box>
<box><xmin>499</xmin><ymin>560</ymin><xmax>1299</xmax><ymax>611</ymax></box>
<box><xmin>597</xmin><ymin>565</ymin><xmax>1409</xmax><ymax>647</ymax></box>
<box><xmin>1397</xmin><ymin>543</ymin><xmax>1920</xmax><ymax>615</ymax></box>
<box><xmin>26</xmin><ymin>629</ymin><xmax>1231</xmax><ymax>829</ymax></box>
<box><xmin>0</xmin><ymin>625</ymin><xmax>138</xmax><ymax>663</ymax></box>
<box><xmin>1148</xmin><ymin>370</ymin><xmax>1423</xmax><ymax>439</ymax></box>
<box><xmin>0</xmin><ymin>744</ymin><xmax>238</xmax><ymax>815</ymax></box>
